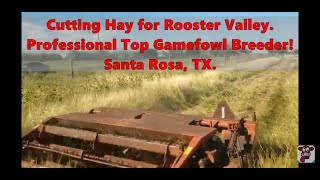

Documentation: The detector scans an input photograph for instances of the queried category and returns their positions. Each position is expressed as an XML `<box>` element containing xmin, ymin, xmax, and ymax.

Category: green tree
<box><xmin>184</xmin><ymin>49</ymin><xmax>201</xmax><ymax>58</ymax></box>
<box><xmin>168</xmin><ymin>50</ymin><xmax>184</xmax><ymax>58</ymax></box>
<box><xmin>22</xmin><ymin>53</ymin><xmax>63</xmax><ymax>61</ymax></box>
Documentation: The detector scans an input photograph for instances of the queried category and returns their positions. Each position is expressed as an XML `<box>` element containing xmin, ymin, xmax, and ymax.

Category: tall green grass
<box><xmin>21</xmin><ymin>70</ymin><xmax>298</xmax><ymax>168</ymax></box>
<box><xmin>253</xmin><ymin>72</ymin><xmax>298</xmax><ymax>168</ymax></box>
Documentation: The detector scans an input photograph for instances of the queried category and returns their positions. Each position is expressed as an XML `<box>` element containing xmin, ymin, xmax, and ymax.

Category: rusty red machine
<box><xmin>21</xmin><ymin>101</ymin><xmax>257</xmax><ymax>168</ymax></box>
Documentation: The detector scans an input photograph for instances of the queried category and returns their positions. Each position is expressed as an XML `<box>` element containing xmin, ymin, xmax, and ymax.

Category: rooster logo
<box><xmin>298</xmin><ymin>145</ymin><xmax>315</xmax><ymax>163</ymax></box>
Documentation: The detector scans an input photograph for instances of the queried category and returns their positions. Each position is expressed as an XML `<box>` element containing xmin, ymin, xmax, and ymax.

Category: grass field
<box><xmin>21</xmin><ymin>55</ymin><xmax>298</xmax><ymax>168</ymax></box>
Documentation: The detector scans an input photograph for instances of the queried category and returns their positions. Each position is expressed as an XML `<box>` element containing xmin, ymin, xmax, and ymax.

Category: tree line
<box><xmin>22</xmin><ymin>48</ymin><xmax>297</xmax><ymax>61</ymax></box>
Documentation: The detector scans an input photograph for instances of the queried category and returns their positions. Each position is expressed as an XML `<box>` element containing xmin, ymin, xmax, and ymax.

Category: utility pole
<box><xmin>70</xmin><ymin>58</ymin><xmax>74</xmax><ymax>78</ymax></box>
<box><xmin>274</xmin><ymin>13</ymin><xmax>278</xmax><ymax>57</ymax></box>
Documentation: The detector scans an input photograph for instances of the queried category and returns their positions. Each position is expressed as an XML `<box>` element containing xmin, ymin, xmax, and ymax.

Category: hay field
<box><xmin>22</xmin><ymin>55</ymin><xmax>298</xmax><ymax>168</ymax></box>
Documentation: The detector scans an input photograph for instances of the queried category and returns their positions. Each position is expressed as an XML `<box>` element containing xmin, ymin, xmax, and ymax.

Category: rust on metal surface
<box><xmin>97</xmin><ymin>133</ymin><xmax>183</xmax><ymax>157</ymax></box>
<box><xmin>37</xmin><ymin>124</ymin><xmax>97</xmax><ymax>141</ymax></box>
<box><xmin>34</xmin><ymin>124</ymin><xmax>183</xmax><ymax>157</ymax></box>
<box><xmin>22</xmin><ymin>101</ymin><xmax>257</xmax><ymax>168</ymax></box>
<box><xmin>50</xmin><ymin>109</ymin><xmax>213</xmax><ymax>137</ymax></box>
<box><xmin>23</xmin><ymin>141</ymin><xmax>159</xmax><ymax>168</ymax></box>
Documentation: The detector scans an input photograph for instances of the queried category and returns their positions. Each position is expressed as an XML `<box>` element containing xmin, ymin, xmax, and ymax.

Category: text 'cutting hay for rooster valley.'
<box><xmin>45</xmin><ymin>19</ymin><xmax>271</xmax><ymax>34</ymax></box>
<box><xmin>22</xmin><ymin>101</ymin><xmax>257</xmax><ymax>168</ymax></box>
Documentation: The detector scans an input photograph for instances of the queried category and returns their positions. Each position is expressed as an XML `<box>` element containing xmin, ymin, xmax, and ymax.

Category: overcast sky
<box><xmin>22</xmin><ymin>12</ymin><xmax>298</xmax><ymax>56</ymax></box>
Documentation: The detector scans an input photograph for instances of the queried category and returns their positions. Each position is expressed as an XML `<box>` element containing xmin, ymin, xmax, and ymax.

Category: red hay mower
<box><xmin>22</xmin><ymin>101</ymin><xmax>256</xmax><ymax>168</ymax></box>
